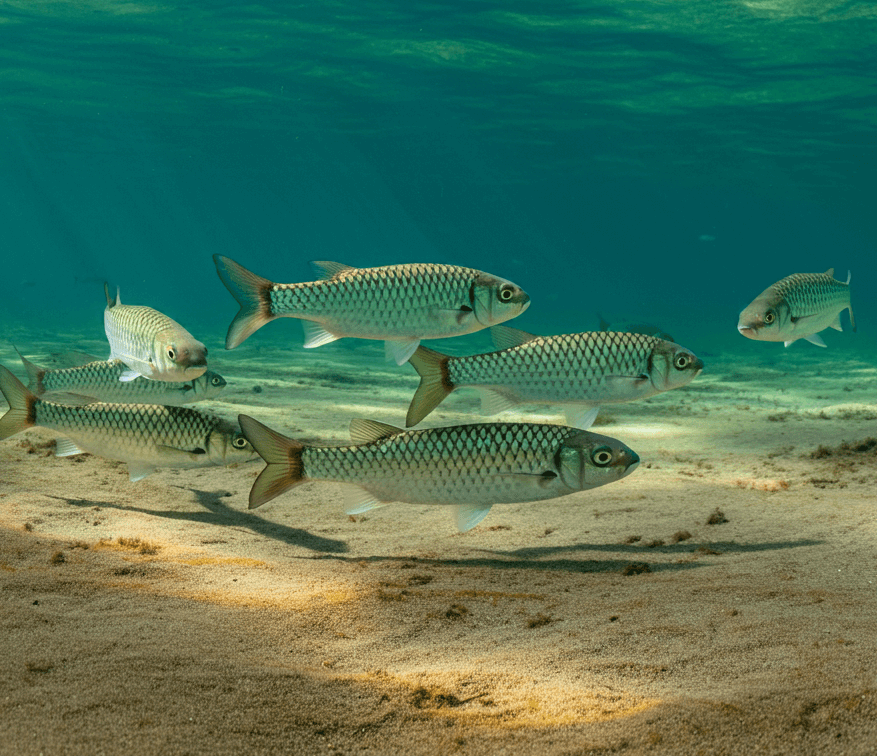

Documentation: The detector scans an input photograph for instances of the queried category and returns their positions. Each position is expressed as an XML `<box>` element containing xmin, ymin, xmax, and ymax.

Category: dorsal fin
<box><xmin>104</xmin><ymin>282</ymin><xmax>114</xmax><ymax>307</ymax></box>
<box><xmin>310</xmin><ymin>261</ymin><xmax>355</xmax><ymax>280</ymax></box>
<box><xmin>349</xmin><ymin>418</ymin><xmax>402</xmax><ymax>445</ymax></box>
<box><xmin>824</xmin><ymin>267</ymin><xmax>834</xmax><ymax>277</ymax></box>
<box><xmin>490</xmin><ymin>325</ymin><xmax>538</xmax><ymax>351</ymax></box>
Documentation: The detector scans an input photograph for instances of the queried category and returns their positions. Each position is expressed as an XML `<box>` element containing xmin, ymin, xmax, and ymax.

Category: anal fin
<box><xmin>55</xmin><ymin>438</ymin><xmax>85</xmax><ymax>457</ymax></box>
<box><xmin>454</xmin><ymin>503</ymin><xmax>493</xmax><ymax>532</ymax></box>
<box><xmin>385</xmin><ymin>339</ymin><xmax>420</xmax><ymax>366</ymax></box>
<box><xmin>301</xmin><ymin>320</ymin><xmax>341</xmax><ymax>349</ymax></box>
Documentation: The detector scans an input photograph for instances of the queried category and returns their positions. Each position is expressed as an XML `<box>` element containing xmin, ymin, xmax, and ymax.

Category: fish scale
<box><xmin>772</xmin><ymin>273</ymin><xmax>849</xmax><ymax>315</ymax></box>
<box><xmin>267</xmin><ymin>265</ymin><xmax>474</xmax><ymax>335</ymax></box>
<box><xmin>451</xmin><ymin>332</ymin><xmax>656</xmax><ymax>401</ymax></box>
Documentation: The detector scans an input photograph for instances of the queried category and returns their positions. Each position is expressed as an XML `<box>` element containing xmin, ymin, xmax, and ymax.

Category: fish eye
<box><xmin>167</xmin><ymin>347</ymin><xmax>176</xmax><ymax>360</ymax></box>
<box><xmin>764</xmin><ymin>311</ymin><xmax>775</xmax><ymax>324</ymax></box>
<box><xmin>674</xmin><ymin>353</ymin><xmax>690</xmax><ymax>370</ymax></box>
<box><xmin>591</xmin><ymin>446</ymin><xmax>614</xmax><ymax>466</ymax></box>
<box><xmin>498</xmin><ymin>285</ymin><xmax>515</xmax><ymax>302</ymax></box>
<box><xmin>211</xmin><ymin>376</ymin><xmax>222</xmax><ymax>386</ymax></box>
<box><xmin>232</xmin><ymin>434</ymin><xmax>248</xmax><ymax>449</ymax></box>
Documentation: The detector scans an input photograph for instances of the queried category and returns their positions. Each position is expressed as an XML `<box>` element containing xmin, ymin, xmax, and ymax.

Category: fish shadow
<box><xmin>303</xmin><ymin>536</ymin><xmax>823</xmax><ymax>574</ymax></box>
<box><xmin>64</xmin><ymin>490</ymin><xmax>348</xmax><ymax>554</ymax></box>
<box><xmin>492</xmin><ymin>538</ymin><xmax>823</xmax><ymax>560</ymax></box>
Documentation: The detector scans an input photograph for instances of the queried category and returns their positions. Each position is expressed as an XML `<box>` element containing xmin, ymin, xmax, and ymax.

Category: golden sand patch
<box><xmin>175</xmin><ymin>556</ymin><xmax>268</xmax><ymax>568</ymax></box>
<box><xmin>348</xmin><ymin>669</ymin><xmax>659</xmax><ymax>728</ymax></box>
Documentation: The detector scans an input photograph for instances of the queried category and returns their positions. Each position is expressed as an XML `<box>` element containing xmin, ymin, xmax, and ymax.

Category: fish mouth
<box><xmin>737</xmin><ymin>324</ymin><xmax>757</xmax><ymax>338</ymax></box>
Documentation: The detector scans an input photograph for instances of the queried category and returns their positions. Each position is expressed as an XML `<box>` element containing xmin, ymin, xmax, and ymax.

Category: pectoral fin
<box><xmin>803</xmin><ymin>333</ymin><xmax>827</xmax><ymax>347</ymax></box>
<box><xmin>119</xmin><ymin>370</ymin><xmax>141</xmax><ymax>382</ymax></box>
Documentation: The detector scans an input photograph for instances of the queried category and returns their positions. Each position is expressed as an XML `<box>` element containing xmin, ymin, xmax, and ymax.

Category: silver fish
<box><xmin>405</xmin><ymin>326</ymin><xmax>704</xmax><ymax>428</ymax></box>
<box><xmin>214</xmin><ymin>255</ymin><xmax>530</xmax><ymax>365</ymax></box>
<box><xmin>0</xmin><ymin>364</ymin><xmax>254</xmax><ymax>481</ymax></box>
<box><xmin>239</xmin><ymin>414</ymin><xmax>640</xmax><ymax>532</ymax></box>
<box><xmin>104</xmin><ymin>283</ymin><xmax>208</xmax><ymax>381</ymax></box>
<box><xmin>16</xmin><ymin>349</ymin><xmax>226</xmax><ymax>405</ymax></box>
<box><xmin>737</xmin><ymin>268</ymin><xmax>855</xmax><ymax>347</ymax></box>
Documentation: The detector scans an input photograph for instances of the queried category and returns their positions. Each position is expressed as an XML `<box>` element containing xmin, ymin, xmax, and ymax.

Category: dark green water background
<box><xmin>1</xmin><ymin>1</ymin><xmax>874</xmax><ymax>362</ymax></box>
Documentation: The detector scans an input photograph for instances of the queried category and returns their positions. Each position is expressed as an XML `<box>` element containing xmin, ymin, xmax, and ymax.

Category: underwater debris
<box><xmin>707</xmin><ymin>508</ymin><xmax>728</xmax><ymax>525</ymax></box>
<box><xmin>622</xmin><ymin>562</ymin><xmax>651</xmax><ymax>576</ymax></box>
<box><xmin>809</xmin><ymin>437</ymin><xmax>877</xmax><ymax>459</ymax></box>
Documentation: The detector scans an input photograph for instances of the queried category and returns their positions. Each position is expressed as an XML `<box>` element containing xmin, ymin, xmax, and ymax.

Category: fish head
<box><xmin>648</xmin><ymin>342</ymin><xmax>704</xmax><ymax>391</ymax></box>
<box><xmin>158</xmin><ymin>337</ymin><xmax>209</xmax><ymax>379</ymax></box>
<box><xmin>471</xmin><ymin>274</ymin><xmax>530</xmax><ymax>326</ymax></box>
<box><xmin>556</xmin><ymin>431</ymin><xmax>640</xmax><ymax>491</ymax></box>
<box><xmin>737</xmin><ymin>291</ymin><xmax>790</xmax><ymax>342</ymax></box>
<box><xmin>195</xmin><ymin>370</ymin><xmax>228</xmax><ymax>398</ymax></box>
<box><xmin>209</xmin><ymin>420</ymin><xmax>259</xmax><ymax>466</ymax></box>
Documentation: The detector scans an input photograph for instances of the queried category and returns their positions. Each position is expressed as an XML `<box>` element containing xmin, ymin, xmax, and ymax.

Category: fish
<box><xmin>104</xmin><ymin>283</ymin><xmax>208</xmax><ymax>381</ymax></box>
<box><xmin>15</xmin><ymin>349</ymin><xmax>226</xmax><ymax>405</ymax></box>
<box><xmin>213</xmin><ymin>255</ymin><xmax>530</xmax><ymax>365</ymax></box>
<box><xmin>405</xmin><ymin>325</ymin><xmax>704</xmax><ymax>428</ymax></box>
<box><xmin>0</xmin><ymin>364</ymin><xmax>254</xmax><ymax>481</ymax></box>
<box><xmin>238</xmin><ymin>414</ymin><xmax>640</xmax><ymax>532</ymax></box>
<box><xmin>737</xmin><ymin>269</ymin><xmax>855</xmax><ymax>347</ymax></box>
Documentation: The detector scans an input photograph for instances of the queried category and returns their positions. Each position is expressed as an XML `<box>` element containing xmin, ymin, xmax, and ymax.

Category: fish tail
<box><xmin>213</xmin><ymin>255</ymin><xmax>275</xmax><ymax>349</ymax></box>
<box><xmin>0</xmin><ymin>364</ymin><xmax>37</xmax><ymax>441</ymax></box>
<box><xmin>13</xmin><ymin>347</ymin><xmax>45</xmax><ymax>394</ymax></box>
<box><xmin>406</xmin><ymin>346</ymin><xmax>454</xmax><ymax>427</ymax></box>
<box><xmin>238</xmin><ymin>414</ymin><xmax>306</xmax><ymax>509</ymax></box>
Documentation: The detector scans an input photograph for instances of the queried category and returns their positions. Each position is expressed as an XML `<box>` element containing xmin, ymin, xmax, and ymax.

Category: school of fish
<box><xmin>0</xmin><ymin>260</ymin><xmax>854</xmax><ymax>531</ymax></box>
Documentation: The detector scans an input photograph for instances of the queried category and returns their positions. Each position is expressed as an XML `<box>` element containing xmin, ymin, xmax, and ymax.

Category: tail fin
<box><xmin>846</xmin><ymin>271</ymin><xmax>856</xmax><ymax>332</ymax></box>
<box><xmin>406</xmin><ymin>346</ymin><xmax>454</xmax><ymax>427</ymax></box>
<box><xmin>0</xmin><ymin>364</ymin><xmax>37</xmax><ymax>441</ymax></box>
<box><xmin>213</xmin><ymin>255</ymin><xmax>275</xmax><ymax>349</ymax></box>
<box><xmin>14</xmin><ymin>347</ymin><xmax>45</xmax><ymax>394</ymax></box>
<box><xmin>238</xmin><ymin>414</ymin><xmax>306</xmax><ymax>508</ymax></box>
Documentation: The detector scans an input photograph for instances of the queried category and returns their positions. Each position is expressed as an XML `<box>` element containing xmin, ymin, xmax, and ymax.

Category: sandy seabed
<box><xmin>1</xmin><ymin>328</ymin><xmax>876</xmax><ymax>756</ymax></box>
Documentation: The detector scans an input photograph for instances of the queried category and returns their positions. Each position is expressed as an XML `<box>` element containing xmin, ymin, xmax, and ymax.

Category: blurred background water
<box><xmin>1</xmin><ymin>1</ymin><xmax>874</xmax><ymax>364</ymax></box>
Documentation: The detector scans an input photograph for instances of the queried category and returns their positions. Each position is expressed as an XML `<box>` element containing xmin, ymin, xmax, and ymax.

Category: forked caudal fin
<box><xmin>213</xmin><ymin>255</ymin><xmax>276</xmax><ymax>350</ymax></box>
<box><xmin>0</xmin><ymin>364</ymin><xmax>37</xmax><ymax>441</ymax></box>
<box><xmin>406</xmin><ymin>346</ymin><xmax>454</xmax><ymax>426</ymax></box>
<box><xmin>237</xmin><ymin>414</ymin><xmax>306</xmax><ymax>509</ymax></box>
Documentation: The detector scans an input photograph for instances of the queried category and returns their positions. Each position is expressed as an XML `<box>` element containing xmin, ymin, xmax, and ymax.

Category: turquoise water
<box><xmin>1</xmin><ymin>1</ymin><xmax>874</xmax><ymax>365</ymax></box>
